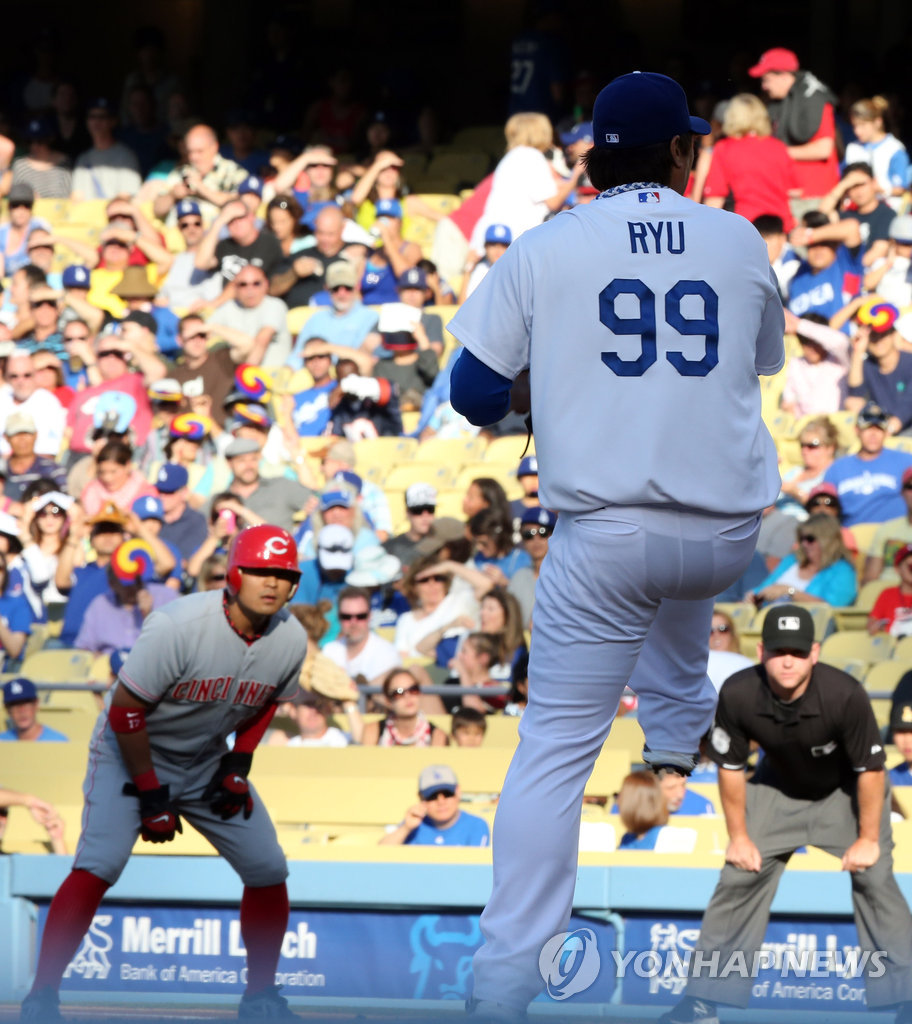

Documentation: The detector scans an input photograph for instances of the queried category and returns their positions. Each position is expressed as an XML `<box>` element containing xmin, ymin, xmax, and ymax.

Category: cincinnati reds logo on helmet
<box><xmin>263</xmin><ymin>536</ymin><xmax>290</xmax><ymax>557</ymax></box>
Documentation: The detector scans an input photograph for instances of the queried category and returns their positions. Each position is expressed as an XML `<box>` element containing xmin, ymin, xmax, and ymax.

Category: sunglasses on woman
<box><xmin>521</xmin><ymin>526</ymin><xmax>552</xmax><ymax>540</ymax></box>
<box><xmin>710</xmin><ymin>624</ymin><xmax>730</xmax><ymax>634</ymax></box>
<box><xmin>37</xmin><ymin>506</ymin><xmax>65</xmax><ymax>518</ymax></box>
<box><xmin>416</xmin><ymin>574</ymin><xmax>448</xmax><ymax>585</ymax></box>
<box><xmin>389</xmin><ymin>684</ymin><xmax>420</xmax><ymax>698</ymax></box>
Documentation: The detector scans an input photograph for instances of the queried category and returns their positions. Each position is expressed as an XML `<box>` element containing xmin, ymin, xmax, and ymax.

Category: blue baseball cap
<box><xmin>333</xmin><ymin>469</ymin><xmax>363</xmax><ymax>495</ymax></box>
<box><xmin>109</xmin><ymin>648</ymin><xmax>130</xmax><ymax>677</ymax></box>
<box><xmin>375</xmin><ymin>198</ymin><xmax>403</xmax><ymax>220</ymax></box>
<box><xmin>3</xmin><ymin>677</ymin><xmax>37</xmax><ymax>705</ymax></box>
<box><xmin>155</xmin><ymin>463</ymin><xmax>189</xmax><ymax>494</ymax></box>
<box><xmin>320</xmin><ymin>488</ymin><xmax>353</xmax><ymax>513</ymax></box>
<box><xmin>397</xmin><ymin>267</ymin><xmax>427</xmax><ymax>291</ymax></box>
<box><xmin>132</xmin><ymin>495</ymin><xmax>164</xmax><ymax>521</ymax></box>
<box><xmin>518</xmin><ymin>455</ymin><xmax>539</xmax><ymax>477</ymax></box>
<box><xmin>560</xmin><ymin>122</ymin><xmax>594</xmax><ymax>147</ymax></box>
<box><xmin>62</xmin><ymin>265</ymin><xmax>91</xmax><ymax>289</ymax></box>
<box><xmin>239</xmin><ymin>176</ymin><xmax>263</xmax><ymax>197</ymax></box>
<box><xmin>484</xmin><ymin>224</ymin><xmax>512</xmax><ymax>246</ymax></box>
<box><xmin>593</xmin><ymin>72</ymin><xmax>710</xmax><ymax>149</ymax></box>
<box><xmin>176</xmin><ymin>199</ymin><xmax>201</xmax><ymax>220</ymax></box>
<box><xmin>520</xmin><ymin>506</ymin><xmax>557</xmax><ymax>529</ymax></box>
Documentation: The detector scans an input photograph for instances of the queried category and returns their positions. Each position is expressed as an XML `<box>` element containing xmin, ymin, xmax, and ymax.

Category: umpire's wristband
<box><xmin>220</xmin><ymin>751</ymin><xmax>253</xmax><ymax>778</ymax></box>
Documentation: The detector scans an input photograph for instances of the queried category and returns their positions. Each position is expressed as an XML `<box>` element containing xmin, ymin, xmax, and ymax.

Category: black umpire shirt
<box><xmin>708</xmin><ymin>663</ymin><xmax>886</xmax><ymax>801</ymax></box>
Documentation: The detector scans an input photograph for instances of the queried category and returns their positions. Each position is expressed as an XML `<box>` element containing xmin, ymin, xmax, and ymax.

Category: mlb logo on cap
<box><xmin>761</xmin><ymin>604</ymin><xmax>814</xmax><ymax>655</ymax></box>
<box><xmin>520</xmin><ymin>505</ymin><xmax>557</xmax><ymax>529</ymax></box>
<box><xmin>176</xmin><ymin>199</ymin><xmax>201</xmax><ymax>219</ymax></box>
<box><xmin>418</xmin><ymin>764</ymin><xmax>459</xmax><ymax>799</ymax></box>
<box><xmin>375</xmin><ymin>198</ymin><xmax>403</xmax><ymax>219</ymax></box>
<box><xmin>518</xmin><ymin>455</ymin><xmax>538</xmax><ymax>477</ymax></box>
<box><xmin>397</xmin><ymin>267</ymin><xmax>427</xmax><ymax>291</ymax></box>
<box><xmin>239</xmin><ymin>176</ymin><xmax>263</xmax><ymax>196</ymax></box>
<box><xmin>62</xmin><ymin>265</ymin><xmax>91</xmax><ymax>288</ymax></box>
<box><xmin>132</xmin><ymin>495</ymin><xmax>164</xmax><ymax>521</ymax></box>
<box><xmin>3</xmin><ymin>677</ymin><xmax>37</xmax><ymax>705</ymax></box>
<box><xmin>484</xmin><ymin>224</ymin><xmax>512</xmax><ymax>245</ymax></box>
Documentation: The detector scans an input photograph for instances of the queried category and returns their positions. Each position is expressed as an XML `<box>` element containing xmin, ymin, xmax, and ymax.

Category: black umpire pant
<box><xmin>686</xmin><ymin>779</ymin><xmax>912</xmax><ymax>1009</ymax></box>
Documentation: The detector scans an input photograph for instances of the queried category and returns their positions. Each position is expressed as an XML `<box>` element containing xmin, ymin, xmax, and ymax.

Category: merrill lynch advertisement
<box><xmin>43</xmin><ymin>906</ymin><xmax>870</xmax><ymax>1009</ymax></box>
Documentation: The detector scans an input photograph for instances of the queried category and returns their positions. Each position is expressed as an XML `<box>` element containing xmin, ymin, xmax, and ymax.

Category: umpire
<box><xmin>662</xmin><ymin>604</ymin><xmax>912</xmax><ymax>1024</ymax></box>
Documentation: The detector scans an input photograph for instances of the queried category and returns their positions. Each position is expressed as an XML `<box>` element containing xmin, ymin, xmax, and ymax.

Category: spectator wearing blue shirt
<box><xmin>0</xmin><ymin>551</ymin><xmax>37</xmax><ymax>668</ymax></box>
<box><xmin>658</xmin><ymin>771</ymin><xmax>717</xmax><ymax>816</ymax></box>
<box><xmin>284</xmin><ymin>339</ymin><xmax>337</xmax><ymax>436</ymax></box>
<box><xmin>0</xmin><ymin>183</ymin><xmax>50</xmax><ymax>278</ymax></box>
<box><xmin>788</xmin><ymin>210</ymin><xmax>863</xmax><ymax>330</ymax></box>
<box><xmin>846</xmin><ymin>301</ymin><xmax>912</xmax><ymax>434</ymax></box>
<box><xmin>379</xmin><ymin>765</ymin><xmax>490</xmax><ymax>847</ymax></box>
<box><xmin>825</xmin><ymin>402</ymin><xmax>912</xmax><ymax>525</ymax></box>
<box><xmin>0</xmin><ymin>678</ymin><xmax>67</xmax><ymax>742</ymax></box>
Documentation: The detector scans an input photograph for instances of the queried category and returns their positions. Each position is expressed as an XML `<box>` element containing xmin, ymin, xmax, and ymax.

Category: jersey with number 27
<box><xmin>449</xmin><ymin>186</ymin><xmax>785</xmax><ymax>516</ymax></box>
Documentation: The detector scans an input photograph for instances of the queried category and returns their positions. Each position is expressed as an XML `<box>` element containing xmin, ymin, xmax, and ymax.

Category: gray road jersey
<box><xmin>92</xmin><ymin>590</ymin><xmax>308</xmax><ymax>767</ymax></box>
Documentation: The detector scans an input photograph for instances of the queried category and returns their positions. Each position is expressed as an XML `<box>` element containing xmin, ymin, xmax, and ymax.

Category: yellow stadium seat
<box><xmin>449</xmin><ymin>126</ymin><xmax>506</xmax><ymax>157</ymax></box>
<box><xmin>415</xmin><ymin>435</ymin><xmax>488</xmax><ymax>465</ymax></box>
<box><xmin>434</xmin><ymin>489</ymin><xmax>467</xmax><ymax>521</ymax></box>
<box><xmin>286</xmin><ymin>306</ymin><xmax>318</xmax><ymax>337</ymax></box>
<box><xmin>452</xmin><ymin>462</ymin><xmax>515</xmax><ymax>493</ymax></box>
<box><xmin>384</xmin><ymin>463</ymin><xmax>457</xmax><ymax>490</ymax></box>
<box><xmin>484</xmin><ymin>436</ymin><xmax>535</xmax><ymax>464</ymax></box>
<box><xmin>32</xmin><ymin>197</ymin><xmax>69</xmax><ymax>225</ymax></box>
<box><xmin>894</xmin><ymin>636</ymin><xmax>912</xmax><ymax>661</ymax></box>
<box><xmin>353</xmin><ymin>437</ymin><xmax>418</xmax><ymax>471</ymax></box>
<box><xmin>863</xmin><ymin>660</ymin><xmax>912</xmax><ymax>698</ymax></box>
<box><xmin>763</xmin><ymin>409</ymin><xmax>794</xmax><ymax>439</ymax></box>
<box><xmin>820</xmin><ymin>630</ymin><xmax>895</xmax><ymax>665</ymax></box>
<box><xmin>424</xmin><ymin>152</ymin><xmax>491</xmax><ymax>190</ymax></box>
<box><xmin>885</xmin><ymin>437</ymin><xmax>912</xmax><ymax>455</ymax></box>
<box><xmin>400</xmin><ymin>411</ymin><xmax>420</xmax><ymax>435</ymax></box>
<box><xmin>20</xmin><ymin>649</ymin><xmax>96</xmax><ymax>683</ymax></box>
<box><xmin>713</xmin><ymin>602</ymin><xmax>756</xmax><ymax>633</ymax></box>
<box><xmin>848</xmin><ymin>523</ymin><xmax>884</xmax><ymax>572</ymax></box>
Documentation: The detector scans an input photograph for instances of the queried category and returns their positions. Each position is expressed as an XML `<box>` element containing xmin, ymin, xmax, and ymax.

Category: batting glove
<box><xmin>202</xmin><ymin>751</ymin><xmax>254</xmax><ymax>821</ymax></box>
<box><xmin>122</xmin><ymin>783</ymin><xmax>183</xmax><ymax>843</ymax></box>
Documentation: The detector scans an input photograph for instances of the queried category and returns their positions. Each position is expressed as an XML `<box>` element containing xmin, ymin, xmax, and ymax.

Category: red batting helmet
<box><xmin>226</xmin><ymin>524</ymin><xmax>301</xmax><ymax>596</ymax></box>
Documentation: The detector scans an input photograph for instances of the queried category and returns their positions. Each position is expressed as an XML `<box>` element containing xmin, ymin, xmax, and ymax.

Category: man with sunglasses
<box><xmin>509</xmin><ymin>506</ymin><xmax>556</xmax><ymax>629</ymax></box>
<box><xmin>287</xmin><ymin>261</ymin><xmax>380</xmax><ymax>369</ymax></box>
<box><xmin>379</xmin><ymin>765</ymin><xmax>490</xmax><ymax>847</ymax></box>
<box><xmin>384</xmin><ymin>482</ymin><xmax>443</xmax><ymax>568</ymax></box>
<box><xmin>207</xmin><ymin>263</ymin><xmax>291</xmax><ymax>367</ymax></box>
<box><xmin>322</xmin><ymin>584</ymin><xmax>401</xmax><ymax>687</ymax></box>
<box><xmin>3</xmin><ymin>411</ymin><xmax>66</xmax><ymax>501</ymax></box>
<box><xmin>168</xmin><ymin>314</ymin><xmax>239</xmax><ymax>428</ymax></box>
<box><xmin>0</xmin><ymin>350</ymin><xmax>65</xmax><ymax>459</ymax></box>
<box><xmin>824</xmin><ymin>401</ymin><xmax>912</xmax><ymax>526</ymax></box>
<box><xmin>270</xmin><ymin>205</ymin><xmax>349</xmax><ymax>308</ymax></box>
<box><xmin>195</xmin><ymin>198</ymin><xmax>282</xmax><ymax>292</ymax></box>
<box><xmin>157</xmin><ymin>199</ymin><xmax>222</xmax><ymax>310</ymax></box>
<box><xmin>16</xmin><ymin>284</ymin><xmax>65</xmax><ymax>359</ymax></box>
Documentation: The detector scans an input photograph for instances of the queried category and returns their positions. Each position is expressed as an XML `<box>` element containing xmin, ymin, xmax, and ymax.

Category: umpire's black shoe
<box><xmin>657</xmin><ymin>996</ymin><xmax>720</xmax><ymax>1024</ymax></box>
<box><xmin>19</xmin><ymin>986</ymin><xmax>63</xmax><ymax>1023</ymax></box>
<box><xmin>238</xmin><ymin>984</ymin><xmax>298</xmax><ymax>1019</ymax></box>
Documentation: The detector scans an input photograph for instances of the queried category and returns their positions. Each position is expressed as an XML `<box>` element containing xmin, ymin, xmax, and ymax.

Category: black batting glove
<box><xmin>202</xmin><ymin>751</ymin><xmax>254</xmax><ymax>821</ymax></box>
<box><xmin>122</xmin><ymin>782</ymin><xmax>183</xmax><ymax>843</ymax></box>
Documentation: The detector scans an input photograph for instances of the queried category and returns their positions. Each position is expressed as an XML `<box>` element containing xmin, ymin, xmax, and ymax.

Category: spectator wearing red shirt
<box><xmin>750</xmin><ymin>47</ymin><xmax>839</xmax><ymax>208</ymax></box>
<box><xmin>869</xmin><ymin>543</ymin><xmax>912</xmax><ymax>636</ymax></box>
<box><xmin>702</xmin><ymin>94</ymin><xmax>800</xmax><ymax>232</ymax></box>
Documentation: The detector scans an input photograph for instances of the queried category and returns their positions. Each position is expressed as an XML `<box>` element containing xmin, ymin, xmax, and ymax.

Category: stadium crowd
<box><xmin>4</xmin><ymin>40</ymin><xmax>912</xmax><ymax>856</ymax></box>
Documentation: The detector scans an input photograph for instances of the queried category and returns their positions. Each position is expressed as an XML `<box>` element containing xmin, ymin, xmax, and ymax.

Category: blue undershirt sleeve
<box><xmin>449</xmin><ymin>348</ymin><xmax>514</xmax><ymax>427</ymax></box>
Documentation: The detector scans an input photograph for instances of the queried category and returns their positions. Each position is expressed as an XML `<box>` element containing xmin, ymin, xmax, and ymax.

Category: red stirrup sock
<box><xmin>30</xmin><ymin>869</ymin><xmax>111</xmax><ymax>993</ymax></box>
<box><xmin>240</xmin><ymin>882</ymin><xmax>290</xmax><ymax>993</ymax></box>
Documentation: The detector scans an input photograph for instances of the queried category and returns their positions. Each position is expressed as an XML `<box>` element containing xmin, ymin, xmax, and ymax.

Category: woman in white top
<box><xmin>394</xmin><ymin>554</ymin><xmax>477</xmax><ymax>659</ymax></box>
<box><xmin>844</xmin><ymin>96</ymin><xmax>910</xmax><ymax>209</ymax></box>
<box><xmin>470</xmin><ymin>112</ymin><xmax>584</xmax><ymax>253</ymax></box>
<box><xmin>20</xmin><ymin>490</ymin><xmax>72</xmax><ymax>620</ymax></box>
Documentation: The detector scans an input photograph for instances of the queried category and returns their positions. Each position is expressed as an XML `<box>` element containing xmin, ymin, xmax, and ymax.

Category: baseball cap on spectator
<box><xmin>62</xmin><ymin>265</ymin><xmax>91</xmax><ymax>289</ymax></box>
<box><xmin>894</xmin><ymin>543</ymin><xmax>912</xmax><ymax>569</ymax></box>
<box><xmin>521</xmin><ymin>506</ymin><xmax>557</xmax><ymax>530</ymax></box>
<box><xmin>133</xmin><ymin>495</ymin><xmax>164</xmax><ymax>521</ymax></box>
<box><xmin>517</xmin><ymin>455</ymin><xmax>538</xmax><ymax>477</ymax></box>
<box><xmin>397</xmin><ymin>267</ymin><xmax>427</xmax><ymax>291</ymax></box>
<box><xmin>93</xmin><ymin>391</ymin><xmax>137</xmax><ymax>435</ymax></box>
<box><xmin>24</xmin><ymin>116</ymin><xmax>55</xmax><ymax>141</ymax></box>
<box><xmin>225</xmin><ymin>437</ymin><xmax>261</xmax><ymax>458</ymax></box>
<box><xmin>804</xmin><ymin>483</ymin><xmax>841</xmax><ymax>512</ymax></box>
<box><xmin>86</xmin><ymin>502</ymin><xmax>129</xmax><ymax>528</ymax></box>
<box><xmin>2</xmin><ymin>678</ymin><xmax>37</xmax><ymax>706</ymax></box>
<box><xmin>375</xmin><ymin>198</ymin><xmax>403</xmax><ymax>220</ymax></box>
<box><xmin>176</xmin><ymin>199</ymin><xmax>201</xmax><ymax>220</ymax></box>
<box><xmin>903</xmin><ymin>467</ymin><xmax>912</xmax><ymax>489</ymax></box>
<box><xmin>8</xmin><ymin>183</ymin><xmax>34</xmax><ymax>205</ymax></box>
<box><xmin>406</xmin><ymin>482</ymin><xmax>437</xmax><ymax>509</ymax></box>
<box><xmin>317</xmin><ymin>524</ymin><xmax>355</xmax><ymax>573</ymax></box>
<box><xmin>484</xmin><ymin>224</ymin><xmax>512</xmax><ymax>246</ymax></box>
<box><xmin>890</xmin><ymin>216</ymin><xmax>912</xmax><ymax>244</ymax></box>
<box><xmin>346</xmin><ymin>545</ymin><xmax>402</xmax><ymax>587</ymax></box>
<box><xmin>748</xmin><ymin>48</ymin><xmax>800</xmax><ymax>77</ymax></box>
<box><xmin>592</xmin><ymin>72</ymin><xmax>710</xmax><ymax>149</ymax></box>
<box><xmin>87</xmin><ymin>96</ymin><xmax>115</xmax><ymax>115</ymax></box>
<box><xmin>230</xmin><ymin>403</ymin><xmax>272</xmax><ymax>431</ymax></box>
<box><xmin>415</xmin><ymin>516</ymin><xmax>466</xmax><ymax>556</ymax></box>
<box><xmin>155</xmin><ymin>463</ymin><xmax>189</xmax><ymax>493</ymax></box>
<box><xmin>113</xmin><ymin>273</ymin><xmax>157</xmax><ymax>301</ymax></box>
<box><xmin>419</xmin><ymin>765</ymin><xmax>459</xmax><ymax>799</ymax></box>
<box><xmin>326</xmin><ymin>261</ymin><xmax>357</xmax><ymax>290</ymax></box>
<box><xmin>5</xmin><ymin>411</ymin><xmax>36</xmax><ymax>436</ymax></box>
<box><xmin>239</xmin><ymin>176</ymin><xmax>263</xmax><ymax>197</ymax></box>
<box><xmin>148</xmin><ymin>379</ymin><xmax>183</xmax><ymax>404</ymax></box>
<box><xmin>559</xmin><ymin>122</ymin><xmax>594</xmax><ymax>147</ymax></box>
<box><xmin>33</xmin><ymin>491</ymin><xmax>72</xmax><ymax>516</ymax></box>
<box><xmin>761</xmin><ymin>604</ymin><xmax>815</xmax><ymax>655</ymax></box>
<box><xmin>857</xmin><ymin>401</ymin><xmax>889</xmax><ymax>429</ymax></box>
<box><xmin>381</xmin><ymin>330</ymin><xmax>416</xmax><ymax>352</ymax></box>
<box><xmin>333</xmin><ymin>469</ymin><xmax>362</xmax><ymax>495</ymax></box>
<box><xmin>0</xmin><ymin>511</ymin><xmax>21</xmax><ymax>552</ymax></box>
<box><xmin>320</xmin><ymin>487</ymin><xmax>353</xmax><ymax>513</ymax></box>
<box><xmin>272</xmin><ymin>134</ymin><xmax>303</xmax><ymax>156</ymax></box>
<box><xmin>892</xmin><ymin>697</ymin><xmax>912</xmax><ymax>734</ymax></box>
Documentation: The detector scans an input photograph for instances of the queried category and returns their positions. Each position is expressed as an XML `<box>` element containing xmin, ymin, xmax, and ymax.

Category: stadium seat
<box><xmin>415</xmin><ymin>435</ymin><xmax>487</xmax><ymax>465</ymax></box>
<box><xmin>484</xmin><ymin>436</ymin><xmax>535</xmax><ymax>464</ymax></box>
<box><xmin>848</xmin><ymin>523</ymin><xmax>883</xmax><ymax>573</ymax></box>
<box><xmin>286</xmin><ymin>306</ymin><xmax>317</xmax><ymax>337</ymax></box>
<box><xmin>820</xmin><ymin>630</ymin><xmax>895</xmax><ymax>665</ymax></box>
<box><xmin>713</xmin><ymin>602</ymin><xmax>756</xmax><ymax>633</ymax></box>
<box><xmin>384</xmin><ymin>463</ymin><xmax>458</xmax><ymax>490</ymax></box>
<box><xmin>354</xmin><ymin>437</ymin><xmax>418</xmax><ymax>470</ymax></box>
<box><xmin>449</xmin><ymin>126</ymin><xmax>506</xmax><ymax>158</ymax></box>
<box><xmin>20</xmin><ymin>648</ymin><xmax>95</xmax><ymax>683</ymax></box>
<box><xmin>434</xmin><ymin>488</ymin><xmax>467</xmax><ymax>521</ymax></box>
<box><xmin>452</xmin><ymin>462</ymin><xmax>516</xmax><ymax>493</ymax></box>
<box><xmin>863</xmin><ymin>660</ymin><xmax>912</xmax><ymax>698</ymax></box>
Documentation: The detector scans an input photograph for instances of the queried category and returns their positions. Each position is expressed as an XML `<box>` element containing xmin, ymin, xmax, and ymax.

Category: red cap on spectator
<box><xmin>895</xmin><ymin>543</ymin><xmax>912</xmax><ymax>569</ymax></box>
<box><xmin>749</xmin><ymin>48</ymin><xmax>800</xmax><ymax>77</ymax></box>
<box><xmin>903</xmin><ymin>467</ymin><xmax>912</xmax><ymax>487</ymax></box>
